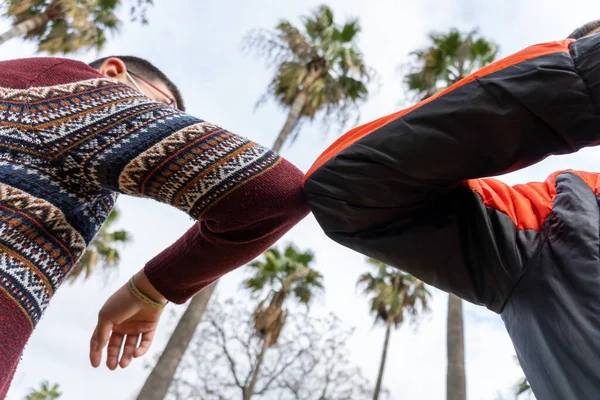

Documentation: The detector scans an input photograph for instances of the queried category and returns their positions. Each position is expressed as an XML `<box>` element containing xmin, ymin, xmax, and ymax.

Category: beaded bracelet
<box><xmin>128</xmin><ymin>277</ymin><xmax>167</xmax><ymax>310</ymax></box>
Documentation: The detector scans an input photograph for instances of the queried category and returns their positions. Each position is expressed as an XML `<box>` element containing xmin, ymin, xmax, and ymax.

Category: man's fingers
<box><xmin>90</xmin><ymin>327</ymin><xmax>101</xmax><ymax>368</ymax></box>
<box><xmin>134</xmin><ymin>330</ymin><xmax>155</xmax><ymax>358</ymax></box>
<box><xmin>106</xmin><ymin>332</ymin><xmax>124</xmax><ymax>370</ymax></box>
<box><xmin>119</xmin><ymin>334</ymin><xmax>140</xmax><ymax>368</ymax></box>
<box><xmin>90</xmin><ymin>319</ymin><xmax>114</xmax><ymax>368</ymax></box>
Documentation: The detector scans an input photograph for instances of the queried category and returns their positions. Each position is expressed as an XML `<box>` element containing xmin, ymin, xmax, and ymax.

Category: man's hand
<box><xmin>90</xmin><ymin>270</ymin><xmax>167</xmax><ymax>370</ymax></box>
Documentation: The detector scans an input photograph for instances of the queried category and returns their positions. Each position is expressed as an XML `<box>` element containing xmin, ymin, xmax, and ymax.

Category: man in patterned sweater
<box><xmin>0</xmin><ymin>55</ymin><xmax>309</xmax><ymax>395</ymax></box>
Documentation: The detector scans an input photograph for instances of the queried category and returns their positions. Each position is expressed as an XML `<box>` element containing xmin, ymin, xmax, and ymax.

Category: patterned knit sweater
<box><xmin>0</xmin><ymin>58</ymin><xmax>309</xmax><ymax>396</ymax></box>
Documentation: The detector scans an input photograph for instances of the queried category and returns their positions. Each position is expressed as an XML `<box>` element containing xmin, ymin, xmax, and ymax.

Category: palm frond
<box><xmin>68</xmin><ymin>207</ymin><xmax>131</xmax><ymax>283</ymax></box>
<box><xmin>244</xmin><ymin>244</ymin><xmax>323</xmax><ymax>346</ymax></box>
<box><xmin>403</xmin><ymin>27</ymin><xmax>498</xmax><ymax>102</ymax></box>
<box><xmin>358</xmin><ymin>258</ymin><xmax>431</xmax><ymax>328</ymax></box>
<box><xmin>245</xmin><ymin>3</ymin><xmax>374</xmax><ymax>144</ymax></box>
<box><xmin>3</xmin><ymin>0</ymin><xmax>141</xmax><ymax>54</ymax></box>
<box><xmin>335</xmin><ymin>19</ymin><xmax>360</xmax><ymax>43</ymax></box>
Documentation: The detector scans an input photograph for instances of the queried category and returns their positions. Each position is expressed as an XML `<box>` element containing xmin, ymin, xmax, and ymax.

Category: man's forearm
<box><xmin>144</xmin><ymin>158</ymin><xmax>309</xmax><ymax>303</ymax></box>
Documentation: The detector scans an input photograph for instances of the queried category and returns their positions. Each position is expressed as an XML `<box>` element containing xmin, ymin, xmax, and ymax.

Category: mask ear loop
<box><xmin>126</xmin><ymin>71</ymin><xmax>144</xmax><ymax>94</ymax></box>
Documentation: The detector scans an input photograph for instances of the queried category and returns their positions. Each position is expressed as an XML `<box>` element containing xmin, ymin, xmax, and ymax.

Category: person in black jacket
<box><xmin>303</xmin><ymin>20</ymin><xmax>600</xmax><ymax>400</ymax></box>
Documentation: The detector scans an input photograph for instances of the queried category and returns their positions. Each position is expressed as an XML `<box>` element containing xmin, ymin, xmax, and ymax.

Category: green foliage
<box><xmin>514</xmin><ymin>356</ymin><xmax>535</xmax><ymax>399</ymax></box>
<box><xmin>246</xmin><ymin>4</ymin><xmax>373</xmax><ymax>140</ymax></box>
<box><xmin>68</xmin><ymin>207</ymin><xmax>131</xmax><ymax>283</ymax></box>
<box><xmin>25</xmin><ymin>381</ymin><xmax>61</xmax><ymax>400</ymax></box>
<box><xmin>516</xmin><ymin>377</ymin><xmax>532</xmax><ymax>397</ymax></box>
<box><xmin>245</xmin><ymin>244</ymin><xmax>323</xmax><ymax>305</ymax></box>
<box><xmin>358</xmin><ymin>258</ymin><xmax>431</xmax><ymax>327</ymax></box>
<box><xmin>404</xmin><ymin>28</ymin><xmax>498</xmax><ymax>101</ymax></box>
<box><xmin>1</xmin><ymin>0</ymin><xmax>154</xmax><ymax>53</ymax></box>
<box><xmin>244</xmin><ymin>244</ymin><xmax>323</xmax><ymax>347</ymax></box>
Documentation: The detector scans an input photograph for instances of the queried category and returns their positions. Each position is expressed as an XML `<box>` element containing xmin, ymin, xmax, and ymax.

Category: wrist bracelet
<box><xmin>128</xmin><ymin>277</ymin><xmax>167</xmax><ymax>310</ymax></box>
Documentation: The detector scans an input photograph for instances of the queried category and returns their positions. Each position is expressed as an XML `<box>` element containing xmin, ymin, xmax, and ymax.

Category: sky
<box><xmin>2</xmin><ymin>0</ymin><xmax>600</xmax><ymax>399</ymax></box>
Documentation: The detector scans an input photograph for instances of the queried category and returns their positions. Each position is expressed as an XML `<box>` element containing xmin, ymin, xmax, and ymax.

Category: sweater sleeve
<box><xmin>143</xmin><ymin>158</ymin><xmax>308</xmax><ymax>303</ymax></box>
<box><xmin>113</xmin><ymin>115</ymin><xmax>308</xmax><ymax>304</ymax></box>
<box><xmin>36</xmin><ymin>62</ymin><xmax>309</xmax><ymax>303</ymax></box>
<box><xmin>105</xmin><ymin>110</ymin><xmax>308</xmax><ymax>303</ymax></box>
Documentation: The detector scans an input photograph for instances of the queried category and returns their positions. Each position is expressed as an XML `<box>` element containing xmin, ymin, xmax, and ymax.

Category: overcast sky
<box><xmin>3</xmin><ymin>0</ymin><xmax>600</xmax><ymax>399</ymax></box>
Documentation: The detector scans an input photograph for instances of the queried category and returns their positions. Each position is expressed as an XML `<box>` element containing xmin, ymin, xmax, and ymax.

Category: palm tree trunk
<box><xmin>446</xmin><ymin>294</ymin><xmax>466</xmax><ymax>400</ymax></box>
<box><xmin>136</xmin><ymin>282</ymin><xmax>217</xmax><ymax>400</ymax></box>
<box><xmin>0</xmin><ymin>13</ymin><xmax>49</xmax><ymax>45</ymax></box>
<box><xmin>271</xmin><ymin>69</ymin><xmax>323</xmax><ymax>153</ymax></box>
<box><xmin>271</xmin><ymin>90</ymin><xmax>307</xmax><ymax>153</ymax></box>
<box><xmin>245</xmin><ymin>331</ymin><xmax>272</xmax><ymax>400</ymax></box>
<box><xmin>373</xmin><ymin>320</ymin><xmax>393</xmax><ymax>400</ymax></box>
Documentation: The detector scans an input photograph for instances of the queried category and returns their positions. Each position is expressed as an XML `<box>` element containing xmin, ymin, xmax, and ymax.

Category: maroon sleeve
<box><xmin>19</xmin><ymin>58</ymin><xmax>310</xmax><ymax>304</ymax></box>
<box><xmin>144</xmin><ymin>159</ymin><xmax>308</xmax><ymax>303</ymax></box>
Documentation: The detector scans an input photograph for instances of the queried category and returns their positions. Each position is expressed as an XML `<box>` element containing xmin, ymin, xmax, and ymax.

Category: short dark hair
<box><xmin>567</xmin><ymin>19</ymin><xmax>600</xmax><ymax>39</ymax></box>
<box><xmin>89</xmin><ymin>55</ymin><xmax>185</xmax><ymax>111</ymax></box>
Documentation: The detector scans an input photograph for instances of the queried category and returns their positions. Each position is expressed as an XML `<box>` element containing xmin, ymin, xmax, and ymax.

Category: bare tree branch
<box><xmin>255</xmin><ymin>348</ymin><xmax>307</xmax><ymax>395</ymax></box>
<box><xmin>168</xmin><ymin>298</ymin><xmax>379</xmax><ymax>400</ymax></box>
<box><xmin>211</xmin><ymin>319</ymin><xmax>244</xmax><ymax>389</ymax></box>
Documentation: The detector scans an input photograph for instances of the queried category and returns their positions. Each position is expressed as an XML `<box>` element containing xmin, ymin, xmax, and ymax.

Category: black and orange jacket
<box><xmin>304</xmin><ymin>33</ymin><xmax>600</xmax><ymax>399</ymax></box>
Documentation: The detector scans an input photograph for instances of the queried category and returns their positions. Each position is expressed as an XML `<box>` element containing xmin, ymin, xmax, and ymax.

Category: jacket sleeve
<box><xmin>303</xmin><ymin>35</ymin><xmax>600</xmax><ymax>312</ymax></box>
<box><xmin>49</xmin><ymin>64</ymin><xmax>309</xmax><ymax>303</ymax></box>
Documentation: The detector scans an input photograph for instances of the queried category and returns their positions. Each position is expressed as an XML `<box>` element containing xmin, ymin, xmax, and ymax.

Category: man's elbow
<box><xmin>268</xmin><ymin>158</ymin><xmax>310</xmax><ymax>231</ymax></box>
<box><xmin>202</xmin><ymin>157</ymin><xmax>309</xmax><ymax>240</ymax></box>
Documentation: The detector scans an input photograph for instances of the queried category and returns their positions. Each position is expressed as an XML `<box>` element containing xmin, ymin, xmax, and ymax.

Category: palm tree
<box><xmin>358</xmin><ymin>258</ymin><xmax>431</xmax><ymax>400</ymax></box>
<box><xmin>403</xmin><ymin>28</ymin><xmax>498</xmax><ymax>400</ymax></box>
<box><xmin>0</xmin><ymin>0</ymin><xmax>153</xmax><ymax>53</ymax></box>
<box><xmin>242</xmin><ymin>244</ymin><xmax>324</xmax><ymax>400</ymax></box>
<box><xmin>135</xmin><ymin>281</ymin><xmax>216</xmax><ymax>400</ymax></box>
<box><xmin>245</xmin><ymin>4</ymin><xmax>373</xmax><ymax>152</ymax></box>
<box><xmin>404</xmin><ymin>28</ymin><xmax>497</xmax><ymax>101</ymax></box>
<box><xmin>138</xmin><ymin>7</ymin><xmax>368</xmax><ymax>397</ymax></box>
<box><xmin>446</xmin><ymin>293</ymin><xmax>467</xmax><ymax>400</ymax></box>
<box><xmin>68</xmin><ymin>207</ymin><xmax>131</xmax><ymax>282</ymax></box>
<box><xmin>137</xmin><ymin>246</ymin><xmax>318</xmax><ymax>400</ymax></box>
<box><xmin>25</xmin><ymin>381</ymin><xmax>61</xmax><ymax>400</ymax></box>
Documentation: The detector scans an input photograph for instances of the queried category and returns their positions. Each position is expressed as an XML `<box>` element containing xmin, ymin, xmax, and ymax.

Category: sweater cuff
<box><xmin>143</xmin><ymin>223</ymin><xmax>203</xmax><ymax>304</ymax></box>
<box><xmin>144</xmin><ymin>255</ymin><xmax>211</xmax><ymax>304</ymax></box>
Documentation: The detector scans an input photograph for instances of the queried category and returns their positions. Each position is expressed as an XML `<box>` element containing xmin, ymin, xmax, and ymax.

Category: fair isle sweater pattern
<box><xmin>0</xmin><ymin>78</ymin><xmax>279</xmax><ymax>327</ymax></box>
